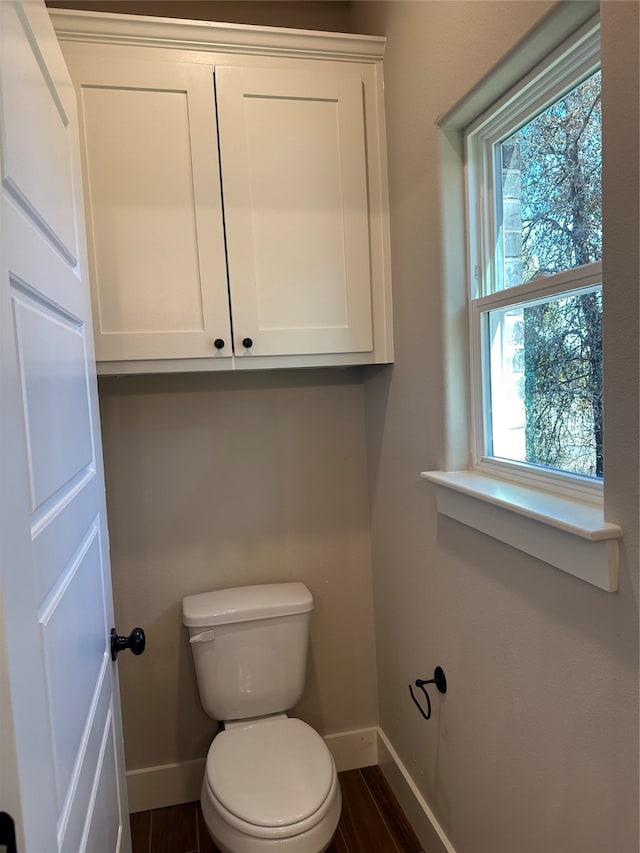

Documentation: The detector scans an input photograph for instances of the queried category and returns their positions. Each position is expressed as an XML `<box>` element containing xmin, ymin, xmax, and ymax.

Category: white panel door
<box><xmin>216</xmin><ymin>65</ymin><xmax>373</xmax><ymax>357</ymax></box>
<box><xmin>0</xmin><ymin>3</ymin><xmax>131</xmax><ymax>851</ymax></box>
<box><xmin>64</xmin><ymin>52</ymin><xmax>231</xmax><ymax>363</ymax></box>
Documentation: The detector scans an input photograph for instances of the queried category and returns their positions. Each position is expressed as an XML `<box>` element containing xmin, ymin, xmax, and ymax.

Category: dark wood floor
<box><xmin>130</xmin><ymin>765</ymin><xmax>423</xmax><ymax>853</ymax></box>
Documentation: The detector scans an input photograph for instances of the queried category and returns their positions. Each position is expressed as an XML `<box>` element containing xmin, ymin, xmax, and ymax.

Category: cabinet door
<box><xmin>216</xmin><ymin>66</ymin><xmax>373</xmax><ymax>358</ymax></box>
<box><xmin>67</xmin><ymin>55</ymin><xmax>231</xmax><ymax>362</ymax></box>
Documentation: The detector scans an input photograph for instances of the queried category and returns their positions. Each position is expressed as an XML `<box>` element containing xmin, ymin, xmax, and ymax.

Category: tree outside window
<box><xmin>490</xmin><ymin>70</ymin><xmax>603</xmax><ymax>479</ymax></box>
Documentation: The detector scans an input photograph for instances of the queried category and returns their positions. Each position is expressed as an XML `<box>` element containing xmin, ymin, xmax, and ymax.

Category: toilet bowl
<box><xmin>200</xmin><ymin>717</ymin><xmax>341</xmax><ymax>853</ymax></box>
<box><xmin>183</xmin><ymin>583</ymin><xmax>342</xmax><ymax>853</ymax></box>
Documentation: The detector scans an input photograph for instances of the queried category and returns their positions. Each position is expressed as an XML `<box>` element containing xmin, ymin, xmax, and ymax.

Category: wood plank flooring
<box><xmin>130</xmin><ymin>766</ymin><xmax>423</xmax><ymax>853</ymax></box>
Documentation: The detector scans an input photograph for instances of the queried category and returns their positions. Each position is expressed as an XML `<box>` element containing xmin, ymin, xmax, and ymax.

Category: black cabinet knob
<box><xmin>213</xmin><ymin>338</ymin><xmax>225</xmax><ymax>350</ymax></box>
<box><xmin>111</xmin><ymin>627</ymin><xmax>146</xmax><ymax>661</ymax></box>
<box><xmin>242</xmin><ymin>337</ymin><xmax>253</xmax><ymax>349</ymax></box>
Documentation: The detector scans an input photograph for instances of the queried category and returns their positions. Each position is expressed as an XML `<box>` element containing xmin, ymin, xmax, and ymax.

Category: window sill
<box><xmin>420</xmin><ymin>470</ymin><xmax>621</xmax><ymax>591</ymax></box>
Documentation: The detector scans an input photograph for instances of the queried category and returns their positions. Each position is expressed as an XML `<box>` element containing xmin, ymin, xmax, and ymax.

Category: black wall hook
<box><xmin>409</xmin><ymin>666</ymin><xmax>447</xmax><ymax>720</ymax></box>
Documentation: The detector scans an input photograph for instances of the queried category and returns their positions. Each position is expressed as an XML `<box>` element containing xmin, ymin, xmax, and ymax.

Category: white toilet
<box><xmin>183</xmin><ymin>582</ymin><xmax>342</xmax><ymax>853</ymax></box>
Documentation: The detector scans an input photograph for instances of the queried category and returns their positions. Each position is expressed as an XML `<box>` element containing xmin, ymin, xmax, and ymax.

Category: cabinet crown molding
<box><xmin>50</xmin><ymin>8</ymin><xmax>386</xmax><ymax>62</ymax></box>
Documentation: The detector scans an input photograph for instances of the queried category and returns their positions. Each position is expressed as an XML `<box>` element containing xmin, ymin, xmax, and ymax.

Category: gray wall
<box><xmin>350</xmin><ymin>2</ymin><xmax>639</xmax><ymax>852</ymax></box>
<box><xmin>99</xmin><ymin>370</ymin><xmax>379</xmax><ymax>771</ymax></box>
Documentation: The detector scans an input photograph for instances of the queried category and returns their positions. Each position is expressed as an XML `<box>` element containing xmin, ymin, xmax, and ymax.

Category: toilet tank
<box><xmin>183</xmin><ymin>583</ymin><xmax>313</xmax><ymax>722</ymax></box>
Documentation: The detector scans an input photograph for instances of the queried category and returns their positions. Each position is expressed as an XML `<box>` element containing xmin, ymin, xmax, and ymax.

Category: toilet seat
<box><xmin>205</xmin><ymin>717</ymin><xmax>336</xmax><ymax>840</ymax></box>
<box><xmin>204</xmin><ymin>767</ymin><xmax>339</xmax><ymax>841</ymax></box>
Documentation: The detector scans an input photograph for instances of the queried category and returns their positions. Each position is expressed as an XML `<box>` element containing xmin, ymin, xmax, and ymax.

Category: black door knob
<box><xmin>213</xmin><ymin>338</ymin><xmax>225</xmax><ymax>350</ymax></box>
<box><xmin>111</xmin><ymin>627</ymin><xmax>146</xmax><ymax>661</ymax></box>
<box><xmin>242</xmin><ymin>337</ymin><xmax>253</xmax><ymax>349</ymax></box>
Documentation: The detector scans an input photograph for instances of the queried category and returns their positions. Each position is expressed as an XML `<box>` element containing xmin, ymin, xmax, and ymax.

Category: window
<box><xmin>465</xmin><ymin>22</ymin><xmax>602</xmax><ymax>502</ymax></box>
<box><xmin>424</xmin><ymin>14</ymin><xmax>620</xmax><ymax>591</ymax></box>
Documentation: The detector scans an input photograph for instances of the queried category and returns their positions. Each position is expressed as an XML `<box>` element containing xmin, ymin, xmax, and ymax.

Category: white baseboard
<box><xmin>376</xmin><ymin>727</ymin><xmax>456</xmax><ymax>853</ymax></box>
<box><xmin>127</xmin><ymin>757</ymin><xmax>206</xmax><ymax>813</ymax></box>
<box><xmin>127</xmin><ymin>726</ymin><xmax>379</xmax><ymax>813</ymax></box>
<box><xmin>325</xmin><ymin>726</ymin><xmax>378</xmax><ymax>772</ymax></box>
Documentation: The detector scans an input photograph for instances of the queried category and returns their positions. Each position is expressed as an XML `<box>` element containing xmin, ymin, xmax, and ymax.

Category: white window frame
<box><xmin>465</xmin><ymin>19</ymin><xmax>602</xmax><ymax>505</ymax></box>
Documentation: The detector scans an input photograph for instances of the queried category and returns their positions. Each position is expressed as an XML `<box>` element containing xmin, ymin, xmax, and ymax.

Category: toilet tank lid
<box><xmin>182</xmin><ymin>583</ymin><xmax>313</xmax><ymax>627</ymax></box>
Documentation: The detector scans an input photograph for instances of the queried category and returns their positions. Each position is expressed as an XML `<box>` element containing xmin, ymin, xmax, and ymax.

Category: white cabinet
<box><xmin>217</xmin><ymin>65</ymin><xmax>373</xmax><ymax>358</ymax></box>
<box><xmin>68</xmin><ymin>55</ymin><xmax>231</xmax><ymax>364</ymax></box>
<box><xmin>53</xmin><ymin>11</ymin><xmax>393</xmax><ymax>374</ymax></box>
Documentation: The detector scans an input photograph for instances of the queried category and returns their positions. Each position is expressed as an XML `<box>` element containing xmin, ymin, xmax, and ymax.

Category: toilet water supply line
<box><xmin>409</xmin><ymin>666</ymin><xmax>447</xmax><ymax>720</ymax></box>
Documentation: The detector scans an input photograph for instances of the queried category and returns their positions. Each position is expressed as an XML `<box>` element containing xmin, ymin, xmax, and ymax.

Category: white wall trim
<box><xmin>127</xmin><ymin>726</ymin><xmax>379</xmax><ymax>813</ymax></box>
<box><xmin>127</xmin><ymin>758</ymin><xmax>206</xmax><ymax>814</ymax></box>
<box><xmin>325</xmin><ymin>726</ymin><xmax>378</xmax><ymax>772</ymax></box>
<box><xmin>50</xmin><ymin>9</ymin><xmax>386</xmax><ymax>62</ymax></box>
<box><xmin>376</xmin><ymin>727</ymin><xmax>457</xmax><ymax>853</ymax></box>
<box><xmin>422</xmin><ymin>470</ymin><xmax>619</xmax><ymax>592</ymax></box>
